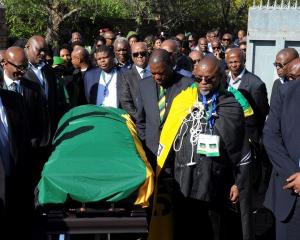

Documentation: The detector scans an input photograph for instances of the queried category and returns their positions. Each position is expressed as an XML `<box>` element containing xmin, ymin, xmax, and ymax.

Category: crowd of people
<box><xmin>0</xmin><ymin>27</ymin><xmax>299</xmax><ymax>240</ymax></box>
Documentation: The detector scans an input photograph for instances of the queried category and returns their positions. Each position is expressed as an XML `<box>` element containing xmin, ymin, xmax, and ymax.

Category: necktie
<box><xmin>158</xmin><ymin>86</ymin><xmax>166</xmax><ymax>122</ymax></box>
<box><xmin>9</xmin><ymin>82</ymin><xmax>19</xmax><ymax>93</ymax></box>
<box><xmin>141</xmin><ymin>69</ymin><xmax>146</xmax><ymax>79</ymax></box>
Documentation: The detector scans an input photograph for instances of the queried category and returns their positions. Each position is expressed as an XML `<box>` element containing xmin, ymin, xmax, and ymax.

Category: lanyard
<box><xmin>101</xmin><ymin>69</ymin><xmax>115</xmax><ymax>96</ymax></box>
<box><xmin>201</xmin><ymin>92</ymin><xmax>218</xmax><ymax>130</ymax></box>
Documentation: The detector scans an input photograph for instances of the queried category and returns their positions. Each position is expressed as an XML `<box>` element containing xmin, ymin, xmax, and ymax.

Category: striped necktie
<box><xmin>158</xmin><ymin>86</ymin><xmax>166</xmax><ymax>122</ymax></box>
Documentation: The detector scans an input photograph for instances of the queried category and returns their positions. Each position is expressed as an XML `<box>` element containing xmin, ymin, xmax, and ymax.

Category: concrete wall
<box><xmin>246</xmin><ymin>5</ymin><xmax>300</xmax><ymax>100</ymax></box>
<box><xmin>0</xmin><ymin>5</ymin><xmax>6</xmax><ymax>49</ymax></box>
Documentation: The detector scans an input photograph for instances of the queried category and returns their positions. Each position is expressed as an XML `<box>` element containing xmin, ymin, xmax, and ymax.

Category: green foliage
<box><xmin>3</xmin><ymin>0</ymin><xmax>48</xmax><ymax>39</ymax></box>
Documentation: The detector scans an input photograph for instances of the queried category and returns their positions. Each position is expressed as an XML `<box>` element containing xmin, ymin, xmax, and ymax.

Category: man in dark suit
<box><xmin>270</xmin><ymin>48</ymin><xmax>299</xmax><ymax>106</ymax></box>
<box><xmin>226</xmin><ymin>48</ymin><xmax>269</xmax><ymax>146</ymax></box>
<box><xmin>24</xmin><ymin>35</ymin><xmax>62</xmax><ymax>137</ymax></box>
<box><xmin>0</xmin><ymin>89</ymin><xmax>32</xmax><ymax>239</ymax></box>
<box><xmin>136</xmin><ymin>49</ymin><xmax>193</xmax><ymax>162</ymax></box>
<box><xmin>119</xmin><ymin>42</ymin><xmax>151</xmax><ymax>121</ymax></box>
<box><xmin>1</xmin><ymin>46</ymin><xmax>49</xmax><ymax>148</ymax></box>
<box><xmin>263</xmin><ymin>64</ymin><xmax>300</xmax><ymax>240</ymax></box>
<box><xmin>69</xmin><ymin>45</ymin><xmax>90</xmax><ymax>107</ymax></box>
<box><xmin>226</xmin><ymin>48</ymin><xmax>270</xmax><ymax>237</ymax></box>
<box><xmin>84</xmin><ymin>45</ymin><xmax>122</xmax><ymax>107</ymax></box>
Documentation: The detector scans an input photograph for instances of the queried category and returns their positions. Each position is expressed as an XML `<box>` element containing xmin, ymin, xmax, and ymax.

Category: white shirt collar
<box><xmin>228</xmin><ymin>68</ymin><xmax>246</xmax><ymax>82</ymax></box>
<box><xmin>135</xmin><ymin>65</ymin><xmax>150</xmax><ymax>78</ymax></box>
<box><xmin>29</xmin><ymin>61</ymin><xmax>45</xmax><ymax>70</ymax></box>
<box><xmin>3</xmin><ymin>71</ymin><xmax>20</xmax><ymax>87</ymax></box>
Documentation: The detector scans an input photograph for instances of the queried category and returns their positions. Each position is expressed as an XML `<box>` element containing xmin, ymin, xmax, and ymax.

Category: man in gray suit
<box><xmin>119</xmin><ymin>42</ymin><xmax>151</xmax><ymax>121</ymax></box>
<box><xmin>136</xmin><ymin>49</ymin><xmax>193</xmax><ymax>166</ymax></box>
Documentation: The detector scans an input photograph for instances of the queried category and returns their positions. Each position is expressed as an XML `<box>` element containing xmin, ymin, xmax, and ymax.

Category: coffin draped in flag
<box><xmin>37</xmin><ymin>105</ymin><xmax>154</xmax><ymax>208</ymax></box>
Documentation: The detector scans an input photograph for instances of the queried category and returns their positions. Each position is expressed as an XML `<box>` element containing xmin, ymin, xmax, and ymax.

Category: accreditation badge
<box><xmin>197</xmin><ymin>134</ymin><xmax>220</xmax><ymax>157</ymax></box>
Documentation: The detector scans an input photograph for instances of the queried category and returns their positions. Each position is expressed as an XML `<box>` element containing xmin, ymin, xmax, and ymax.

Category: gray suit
<box><xmin>119</xmin><ymin>65</ymin><xmax>143</xmax><ymax>121</ymax></box>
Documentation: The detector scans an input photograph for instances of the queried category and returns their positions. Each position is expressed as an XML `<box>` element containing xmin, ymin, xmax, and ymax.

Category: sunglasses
<box><xmin>222</xmin><ymin>38</ymin><xmax>231</xmax><ymax>41</ymax></box>
<box><xmin>132</xmin><ymin>51</ymin><xmax>148</xmax><ymax>58</ymax></box>
<box><xmin>212</xmin><ymin>47</ymin><xmax>220</xmax><ymax>50</ymax></box>
<box><xmin>7</xmin><ymin>60</ymin><xmax>28</xmax><ymax>71</ymax></box>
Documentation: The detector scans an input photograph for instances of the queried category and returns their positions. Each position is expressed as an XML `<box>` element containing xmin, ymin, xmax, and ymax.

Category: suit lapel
<box><xmin>25</xmin><ymin>68</ymin><xmax>41</xmax><ymax>86</ymax></box>
<box><xmin>90</xmin><ymin>69</ymin><xmax>101</xmax><ymax>104</ymax></box>
<box><xmin>238</xmin><ymin>70</ymin><xmax>249</xmax><ymax>90</ymax></box>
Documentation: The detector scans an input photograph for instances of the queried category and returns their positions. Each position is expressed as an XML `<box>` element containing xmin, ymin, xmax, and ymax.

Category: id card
<box><xmin>197</xmin><ymin>134</ymin><xmax>220</xmax><ymax>157</ymax></box>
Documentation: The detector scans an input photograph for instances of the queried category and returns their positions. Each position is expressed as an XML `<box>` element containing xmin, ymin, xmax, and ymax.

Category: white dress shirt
<box><xmin>96</xmin><ymin>69</ymin><xmax>118</xmax><ymax>107</ymax></box>
<box><xmin>228</xmin><ymin>68</ymin><xmax>246</xmax><ymax>89</ymax></box>
<box><xmin>30</xmin><ymin>62</ymin><xmax>48</xmax><ymax>98</ymax></box>
<box><xmin>3</xmin><ymin>71</ymin><xmax>22</xmax><ymax>94</ymax></box>
<box><xmin>135</xmin><ymin>65</ymin><xmax>151</xmax><ymax>79</ymax></box>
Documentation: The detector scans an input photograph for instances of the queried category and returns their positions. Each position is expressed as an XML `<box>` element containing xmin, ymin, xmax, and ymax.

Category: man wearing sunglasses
<box><xmin>270</xmin><ymin>48</ymin><xmax>299</xmax><ymax>106</ymax></box>
<box><xmin>0</xmin><ymin>47</ymin><xmax>40</xmax><ymax>239</ymax></box>
<box><xmin>119</xmin><ymin>42</ymin><xmax>150</xmax><ymax>121</ymax></box>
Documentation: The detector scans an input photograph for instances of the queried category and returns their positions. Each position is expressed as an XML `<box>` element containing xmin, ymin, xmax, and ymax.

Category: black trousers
<box><xmin>173</xmin><ymin>192</ymin><xmax>242</xmax><ymax>240</ymax></box>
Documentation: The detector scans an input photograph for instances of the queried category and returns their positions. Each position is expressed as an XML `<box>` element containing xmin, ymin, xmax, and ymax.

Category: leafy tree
<box><xmin>3</xmin><ymin>0</ymin><xmax>128</xmax><ymax>47</ymax></box>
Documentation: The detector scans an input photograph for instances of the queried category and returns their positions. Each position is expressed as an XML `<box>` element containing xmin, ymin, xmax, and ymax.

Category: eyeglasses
<box><xmin>192</xmin><ymin>59</ymin><xmax>202</xmax><ymax>64</ymax></box>
<box><xmin>273</xmin><ymin>62</ymin><xmax>286</xmax><ymax>69</ymax></box>
<box><xmin>222</xmin><ymin>38</ymin><xmax>231</xmax><ymax>41</ymax></box>
<box><xmin>132</xmin><ymin>51</ymin><xmax>148</xmax><ymax>58</ymax></box>
<box><xmin>212</xmin><ymin>47</ymin><xmax>220</xmax><ymax>50</ymax></box>
<box><xmin>7</xmin><ymin>60</ymin><xmax>28</xmax><ymax>71</ymax></box>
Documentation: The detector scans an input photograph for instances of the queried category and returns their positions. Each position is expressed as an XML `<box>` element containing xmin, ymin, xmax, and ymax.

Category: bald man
<box><xmin>69</xmin><ymin>46</ymin><xmax>90</xmax><ymax>106</ymax></box>
<box><xmin>226</xmin><ymin>48</ymin><xmax>269</xmax><ymax>143</ymax></box>
<box><xmin>286</xmin><ymin>58</ymin><xmax>300</xmax><ymax>81</ymax></box>
<box><xmin>161</xmin><ymin>39</ymin><xmax>193</xmax><ymax>78</ymax></box>
<box><xmin>119</xmin><ymin>42</ymin><xmax>151</xmax><ymax>121</ymax></box>
<box><xmin>271</xmin><ymin>48</ymin><xmax>299</xmax><ymax>106</ymax></box>
<box><xmin>263</xmin><ymin>59</ymin><xmax>300</xmax><ymax>240</ymax></box>
<box><xmin>136</xmin><ymin>49</ymin><xmax>193</xmax><ymax>163</ymax></box>
<box><xmin>1</xmin><ymin>46</ymin><xmax>48</xmax><ymax>147</ymax></box>
<box><xmin>24</xmin><ymin>35</ymin><xmax>64</xmax><ymax>134</ymax></box>
<box><xmin>157</xmin><ymin>55</ymin><xmax>251</xmax><ymax>240</ymax></box>
<box><xmin>188</xmin><ymin>50</ymin><xmax>203</xmax><ymax>71</ymax></box>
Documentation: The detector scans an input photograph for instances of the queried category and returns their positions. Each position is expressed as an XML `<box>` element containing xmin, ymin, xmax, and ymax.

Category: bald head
<box><xmin>286</xmin><ymin>58</ymin><xmax>300</xmax><ymax>81</ymax></box>
<box><xmin>189</xmin><ymin>50</ymin><xmax>203</xmax><ymax>68</ymax></box>
<box><xmin>194</xmin><ymin>55</ymin><xmax>223</xmax><ymax>95</ymax></box>
<box><xmin>149</xmin><ymin>49</ymin><xmax>172</xmax><ymax>66</ymax></box>
<box><xmin>3</xmin><ymin>46</ymin><xmax>27</xmax><ymax>80</ymax></box>
<box><xmin>71</xmin><ymin>46</ymin><xmax>89</xmax><ymax>69</ymax></box>
<box><xmin>161</xmin><ymin>39</ymin><xmax>179</xmax><ymax>54</ymax></box>
<box><xmin>149</xmin><ymin>49</ymin><xmax>173</xmax><ymax>87</ymax></box>
<box><xmin>275</xmin><ymin>48</ymin><xmax>299</xmax><ymax>78</ymax></box>
<box><xmin>25</xmin><ymin>35</ymin><xmax>47</xmax><ymax>65</ymax></box>
<box><xmin>5</xmin><ymin>46</ymin><xmax>26</xmax><ymax>62</ymax></box>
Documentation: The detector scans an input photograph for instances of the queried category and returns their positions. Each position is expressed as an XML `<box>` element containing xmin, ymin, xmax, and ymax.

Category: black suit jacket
<box><xmin>84</xmin><ymin>67</ymin><xmax>122</xmax><ymax>106</ymax></box>
<box><xmin>136</xmin><ymin>72</ymin><xmax>193</xmax><ymax>156</ymax></box>
<box><xmin>24</xmin><ymin>65</ymin><xmax>60</xmax><ymax>136</ymax></box>
<box><xmin>263</xmin><ymin>79</ymin><xmax>300</xmax><ymax>221</ymax></box>
<box><xmin>238</xmin><ymin>70</ymin><xmax>269</xmax><ymax>143</ymax></box>
<box><xmin>0</xmin><ymin>72</ymin><xmax>49</xmax><ymax>147</ymax></box>
<box><xmin>0</xmin><ymin>89</ymin><xmax>30</xmax><ymax>208</ymax></box>
<box><xmin>119</xmin><ymin>64</ymin><xmax>142</xmax><ymax>121</ymax></box>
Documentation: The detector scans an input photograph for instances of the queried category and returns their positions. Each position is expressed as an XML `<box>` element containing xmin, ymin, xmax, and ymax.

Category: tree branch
<box><xmin>62</xmin><ymin>8</ymin><xmax>81</xmax><ymax>20</ymax></box>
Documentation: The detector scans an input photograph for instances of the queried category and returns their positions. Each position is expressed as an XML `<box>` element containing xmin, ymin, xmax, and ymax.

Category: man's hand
<box><xmin>229</xmin><ymin>184</ymin><xmax>239</xmax><ymax>204</ymax></box>
<box><xmin>283</xmin><ymin>172</ymin><xmax>300</xmax><ymax>195</ymax></box>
